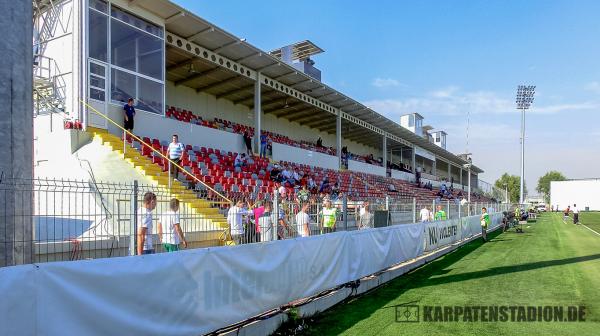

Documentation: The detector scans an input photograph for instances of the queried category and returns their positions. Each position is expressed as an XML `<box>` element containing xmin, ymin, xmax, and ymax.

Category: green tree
<box><xmin>494</xmin><ymin>173</ymin><xmax>526</xmax><ymax>203</ymax></box>
<box><xmin>536</xmin><ymin>171</ymin><xmax>567</xmax><ymax>203</ymax></box>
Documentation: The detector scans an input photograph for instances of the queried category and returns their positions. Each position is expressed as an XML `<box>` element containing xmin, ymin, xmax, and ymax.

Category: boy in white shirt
<box><xmin>158</xmin><ymin>198</ymin><xmax>188</xmax><ymax>252</ymax></box>
<box><xmin>137</xmin><ymin>192</ymin><xmax>157</xmax><ymax>255</ymax></box>
<box><xmin>420</xmin><ymin>206</ymin><xmax>432</xmax><ymax>223</ymax></box>
<box><xmin>295</xmin><ymin>203</ymin><xmax>311</xmax><ymax>237</ymax></box>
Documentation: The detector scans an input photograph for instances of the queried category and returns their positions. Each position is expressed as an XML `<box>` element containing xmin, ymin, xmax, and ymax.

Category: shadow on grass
<box><xmin>303</xmin><ymin>228</ymin><xmax>600</xmax><ymax>335</ymax></box>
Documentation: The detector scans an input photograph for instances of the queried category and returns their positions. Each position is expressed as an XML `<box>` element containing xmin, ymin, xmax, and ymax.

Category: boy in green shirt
<box><xmin>434</xmin><ymin>205</ymin><xmax>447</xmax><ymax>221</ymax></box>
<box><xmin>481</xmin><ymin>207</ymin><xmax>490</xmax><ymax>241</ymax></box>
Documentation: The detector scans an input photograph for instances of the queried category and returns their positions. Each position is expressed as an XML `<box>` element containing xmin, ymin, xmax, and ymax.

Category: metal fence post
<box><xmin>272</xmin><ymin>190</ymin><xmax>279</xmax><ymax>241</ymax></box>
<box><xmin>458</xmin><ymin>201</ymin><xmax>462</xmax><ymax>219</ymax></box>
<box><xmin>447</xmin><ymin>199</ymin><xmax>450</xmax><ymax>219</ymax></box>
<box><xmin>129</xmin><ymin>180</ymin><xmax>138</xmax><ymax>256</ymax></box>
<box><xmin>412</xmin><ymin>197</ymin><xmax>416</xmax><ymax>223</ymax></box>
<box><xmin>168</xmin><ymin>159</ymin><xmax>172</xmax><ymax>190</ymax></box>
<box><xmin>343</xmin><ymin>194</ymin><xmax>348</xmax><ymax>231</ymax></box>
<box><xmin>385</xmin><ymin>195</ymin><xmax>390</xmax><ymax>211</ymax></box>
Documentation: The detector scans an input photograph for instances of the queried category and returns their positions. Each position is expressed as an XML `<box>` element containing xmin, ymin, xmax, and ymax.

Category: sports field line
<box><xmin>559</xmin><ymin>213</ymin><xmax>600</xmax><ymax>237</ymax></box>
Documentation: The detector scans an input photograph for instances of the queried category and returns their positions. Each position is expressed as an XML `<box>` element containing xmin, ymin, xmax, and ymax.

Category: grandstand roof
<box><xmin>138</xmin><ymin>0</ymin><xmax>482</xmax><ymax>173</ymax></box>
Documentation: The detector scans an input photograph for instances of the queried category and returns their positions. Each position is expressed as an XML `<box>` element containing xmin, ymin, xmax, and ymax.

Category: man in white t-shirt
<box><xmin>166</xmin><ymin>134</ymin><xmax>185</xmax><ymax>178</ymax></box>
<box><xmin>572</xmin><ymin>204</ymin><xmax>580</xmax><ymax>224</ymax></box>
<box><xmin>227</xmin><ymin>200</ymin><xmax>250</xmax><ymax>244</ymax></box>
<box><xmin>420</xmin><ymin>206</ymin><xmax>432</xmax><ymax>223</ymax></box>
<box><xmin>137</xmin><ymin>192</ymin><xmax>157</xmax><ymax>255</ymax></box>
<box><xmin>158</xmin><ymin>198</ymin><xmax>187</xmax><ymax>252</ymax></box>
<box><xmin>295</xmin><ymin>203</ymin><xmax>311</xmax><ymax>237</ymax></box>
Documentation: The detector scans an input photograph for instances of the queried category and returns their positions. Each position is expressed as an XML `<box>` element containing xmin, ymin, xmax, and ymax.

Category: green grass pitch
<box><xmin>297</xmin><ymin>212</ymin><xmax>600</xmax><ymax>335</ymax></box>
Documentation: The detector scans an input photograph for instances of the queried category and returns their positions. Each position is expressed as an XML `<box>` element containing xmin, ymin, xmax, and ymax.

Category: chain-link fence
<box><xmin>1</xmin><ymin>177</ymin><xmax>509</xmax><ymax>266</ymax></box>
<box><xmin>0</xmin><ymin>178</ymin><xmax>228</xmax><ymax>266</ymax></box>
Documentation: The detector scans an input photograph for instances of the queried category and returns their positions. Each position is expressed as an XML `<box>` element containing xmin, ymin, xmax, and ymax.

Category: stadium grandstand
<box><xmin>0</xmin><ymin>1</ymin><xmax>542</xmax><ymax>335</ymax></box>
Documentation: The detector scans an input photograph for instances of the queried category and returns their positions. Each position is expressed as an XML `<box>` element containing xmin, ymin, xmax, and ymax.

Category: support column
<box><xmin>253</xmin><ymin>73</ymin><xmax>261</xmax><ymax>155</ymax></box>
<box><xmin>460</xmin><ymin>168</ymin><xmax>463</xmax><ymax>187</ymax></box>
<box><xmin>432</xmin><ymin>159</ymin><xmax>437</xmax><ymax>178</ymax></box>
<box><xmin>0</xmin><ymin>0</ymin><xmax>33</xmax><ymax>266</ymax></box>
<box><xmin>382</xmin><ymin>135</ymin><xmax>387</xmax><ymax>168</ymax></box>
<box><xmin>411</xmin><ymin>147</ymin><xmax>416</xmax><ymax>173</ymax></box>
<box><xmin>448</xmin><ymin>164</ymin><xmax>451</xmax><ymax>181</ymax></box>
<box><xmin>336</xmin><ymin>111</ymin><xmax>342</xmax><ymax>170</ymax></box>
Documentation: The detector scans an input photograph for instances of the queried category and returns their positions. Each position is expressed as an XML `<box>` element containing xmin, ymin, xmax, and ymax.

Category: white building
<box><xmin>551</xmin><ymin>179</ymin><xmax>600</xmax><ymax>211</ymax></box>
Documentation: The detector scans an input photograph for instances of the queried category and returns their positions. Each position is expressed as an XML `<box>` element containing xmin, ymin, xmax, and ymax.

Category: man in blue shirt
<box><xmin>123</xmin><ymin>98</ymin><xmax>136</xmax><ymax>131</ymax></box>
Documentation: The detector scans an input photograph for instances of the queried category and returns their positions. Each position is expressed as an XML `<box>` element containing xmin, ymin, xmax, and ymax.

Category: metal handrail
<box><xmin>81</xmin><ymin>99</ymin><xmax>232</xmax><ymax>205</ymax></box>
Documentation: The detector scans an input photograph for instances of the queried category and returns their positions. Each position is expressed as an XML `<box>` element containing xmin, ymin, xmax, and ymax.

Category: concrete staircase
<box><xmin>87</xmin><ymin>127</ymin><xmax>233</xmax><ymax>245</ymax></box>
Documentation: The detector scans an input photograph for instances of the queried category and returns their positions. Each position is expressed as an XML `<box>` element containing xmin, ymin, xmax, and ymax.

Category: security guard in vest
<box><xmin>319</xmin><ymin>199</ymin><xmax>338</xmax><ymax>234</ymax></box>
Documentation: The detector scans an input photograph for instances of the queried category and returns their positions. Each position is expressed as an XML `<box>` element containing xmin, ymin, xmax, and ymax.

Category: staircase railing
<box><xmin>81</xmin><ymin>99</ymin><xmax>232</xmax><ymax>207</ymax></box>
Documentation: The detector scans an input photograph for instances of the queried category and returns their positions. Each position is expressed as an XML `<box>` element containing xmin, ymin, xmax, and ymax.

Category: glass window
<box><xmin>111</xmin><ymin>5</ymin><xmax>163</xmax><ymax>38</ymax></box>
<box><xmin>90</xmin><ymin>62</ymin><xmax>105</xmax><ymax>76</ymax></box>
<box><xmin>111</xmin><ymin>68</ymin><xmax>136</xmax><ymax>103</ymax></box>
<box><xmin>408</xmin><ymin>115</ymin><xmax>414</xmax><ymax>127</ymax></box>
<box><xmin>90</xmin><ymin>75</ymin><xmax>105</xmax><ymax>89</ymax></box>
<box><xmin>89</xmin><ymin>0</ymin><xmax>108</xmax><ymax>13</ymax></box>
<box><xmin>88</xmin><ymin>9</ymin><xmax>108</xmax><ymax>62</ymax></box>
<box><xmin>137</xmin><ymin>77</ymin><xmax>163</xmax><ymax>114</ymax></box>
<box><xmin>111</xmin><ymin>18</ymin><xmax>163</xmax><ymax>80</ymax></box>
<box><xmin>90</xmin><ymin>88</ymin><xmax>105</xmax><ymax>101</ymax></box>
<box><xmin>137</xmin><ymin>33</ymin><xmax>163</xmax><ymax>80</ymax></box>
<box><xmin>111</xmin><ymin>19</ymin><xmax>137</xmax><ymax>72</ymax></box>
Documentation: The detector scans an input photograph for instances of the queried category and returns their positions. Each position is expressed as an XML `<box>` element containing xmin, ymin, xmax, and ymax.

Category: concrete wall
<box><xmin>165</xmin><ymin>81</ymin><xmax>380</xmax><ymax>158</ymax></box>
<box><xmin>551</xmin><ymin>180</ymin><xmax>600</xmax><ymax>211</ymax></box>
<box><xmin>348</xmin><ymin>160</ymin><xmax>386</xmax><ymax>177</ymax></box>
<box><xmin>391</xmin><ymin>170</ymin><xmax>415</xmax><ymax>182</ymax></box>
<box><xmin>272</xmin><ymin>143</ymin><xmax>338</xmax><ymax>170</ymax></box>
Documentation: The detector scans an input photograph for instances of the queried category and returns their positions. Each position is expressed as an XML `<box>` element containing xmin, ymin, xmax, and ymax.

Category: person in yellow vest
<box><xmin>481</xmin><ymin>207</ymin><xmax>490</xmax><ymax>241</ymax></box>
<box><xmin>434</xmin><ymin>205</ymin><xmax>447</xmax><ymax>221</ymax></box>
<box><xmin>514</xmin><ymin>207</ymin><xmax>521</xmax><ymax>221</ymax></box>
<box><xmin>319</xmin><ymin>199</ymin><xmax>338</xmax><ymax>234</ymax></box>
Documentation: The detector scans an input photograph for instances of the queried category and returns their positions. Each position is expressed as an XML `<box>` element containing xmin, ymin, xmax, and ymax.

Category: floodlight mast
<box><xmin>516</xmin><ymin>85</ymin><xmax>535</xmax><ymax>205</ymax></box>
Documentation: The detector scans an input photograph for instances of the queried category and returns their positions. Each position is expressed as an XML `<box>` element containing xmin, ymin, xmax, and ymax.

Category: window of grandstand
<box><xmin>87</xmin><ymin>0</ymin><xmax>164</xmax><ymax>114</ymax></box>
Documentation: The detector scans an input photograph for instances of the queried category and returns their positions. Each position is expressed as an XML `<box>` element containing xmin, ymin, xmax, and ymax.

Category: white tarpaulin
<box><xmin>0</xmin><ymin>223</ymin><xmax>424</xmax><ymax>336</ymax></box>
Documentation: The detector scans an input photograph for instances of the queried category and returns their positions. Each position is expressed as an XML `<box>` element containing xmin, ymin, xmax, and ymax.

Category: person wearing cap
<box><xmin>123</xmin><ymin>98</ymin><xmax>136</xmax><ymax>131</ymax></box>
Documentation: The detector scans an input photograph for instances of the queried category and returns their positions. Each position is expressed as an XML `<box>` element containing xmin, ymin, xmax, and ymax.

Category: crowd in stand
<box><xmin>125</xmin><ymin>101</ymin><xmax>496</xmax><ymax>251</ymax></box>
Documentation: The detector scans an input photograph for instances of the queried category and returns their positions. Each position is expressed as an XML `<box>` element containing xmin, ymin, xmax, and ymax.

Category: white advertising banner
<box><xmin>424</xmin><ymin>219</ymin><xmax>461</xmax><ymax>252</ymax></box>
<box><xmin>0</xmin><ymin>223</ymin><xmax>424</xmax><ymax>336</ymax></box>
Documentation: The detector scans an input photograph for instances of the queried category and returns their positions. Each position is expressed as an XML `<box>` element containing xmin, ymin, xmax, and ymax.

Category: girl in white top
<box><xmin>158</xmin><ymin>198</ymin><xmax>187</xmax><ymax>252</ymax></box>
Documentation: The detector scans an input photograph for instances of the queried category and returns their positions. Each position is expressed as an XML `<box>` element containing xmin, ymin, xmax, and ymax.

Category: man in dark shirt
<box><xmin>123</xmin><ymin>98</ymin><xmax>135</xmax><ymax>131</ymax></box>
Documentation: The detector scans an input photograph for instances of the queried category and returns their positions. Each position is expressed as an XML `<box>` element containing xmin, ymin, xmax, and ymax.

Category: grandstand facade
<box><xmin>34</xmin><ymin>0</ymin><xmax>482</xmax><ymax>188</ymax></box>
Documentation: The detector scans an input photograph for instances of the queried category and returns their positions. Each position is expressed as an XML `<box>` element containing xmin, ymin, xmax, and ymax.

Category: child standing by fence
<box><xmin>158</xmin><ymin>198</ymin><xmax>188</xmax><ymax>252</ymax></box>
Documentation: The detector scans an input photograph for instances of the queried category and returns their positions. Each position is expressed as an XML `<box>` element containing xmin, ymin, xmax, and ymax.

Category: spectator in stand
<box><xmin>137</xmin><ymin>192</ymin><xmax>157</xmax><ymax>255</ymax></box>
<box><xmin>441</xmin><ymin>181</ymin><xmax>448</xmax><ymax>195</ymax></box>
<box><xmin>292</xmin><ymin>169</ymin><xmax>301</xmax><ymax>186</ymax></box>
<box><xmin>270</xmin><ymin>164</ymin><xmax>281</xmax><ymax>182</ymax></box>
<box><xmin>157</xmin><ymin>198</ymin><xmax>187</xmax><ymax>252</ymax></box>
<box><xmin>359</xmin><ymin>202</ymin><xmax>374</xmax><ymax>230</ymax></box>
<box><xmin>277</xmin><ymin>182</ymin><xmax>287</xmax><ymax>200</ymax></box>
<box><xmin>252</xmin><ymin>201</ymin><xmax>265</xmax><ymax>243</ymax></box>
<box><xmin>243</xmin><ymin>131</ymin><xmax>252</xmax><ymax>156</ymax></box>
<box><xmin>123</xmin><ymin>98</ymin><xmax>136</xmax><ymax>132</ymax></box>
<box><xmin>277</xmin><ymin>206</ymin><xmax>290</xmax><ymax>239</ymax></box>
<box><xmin>415</xmin><ymin>168</ymin><xmax>422</xmax><ymax>187</ymax></box>
<box><xmin>319</xmin><ymin>199</ymin><xmax>338</xmax><ymax>234</ymax></box>
<box><xmin>307</xmin><ymin>176</ymin><xmax>317</xmax><ymax>193</ymax></box>
<box><xmin>295</xmin><ymin>203</ymin><xmax>311</xmax><ymax>237</ymax></box>
<box><xmin>166</xmin><ymin>134</ymin><xmax>185</xmax><ymax>179</ymax></box>
<box><xmin>319</xmin><ymin>177</ymin><xmax>330</xmax><ymax>193</ymax></box>
<box><xmin>316</xmin><ymin>137</ymin><xmax>323</xmax><ymax>148</ymax></box>
<box><xmin>260</xmin><ymin>133</ymin><xmax>269</xmax><ymax>158</ymax></box>
<box><xmin>420</xmin><ymin>205</ymin><xmax>433</xmax><ymax>223</ymax></box>
<box><xmin>227</xmin><ymin>200</ymin><xmax>251</xmax><ymax>245</ymax></box>
<box><xmin>259</xmin><ymin>202</ymin><xmax>274</xmax><ymax>241</ymax></box>
<box><xmin>297</xmin><ymin>185</ymin><xmax>310</xmax><ymax>204</ymax></box>
<box><xmin>234</xmin><ymin>153</ymin><xmax>247</xmax><ymax>168</ymax></box>
<box><xmin>330</xmin><ymin>183</ymin><xmax>341</xmax><ymax>201</ymax></box>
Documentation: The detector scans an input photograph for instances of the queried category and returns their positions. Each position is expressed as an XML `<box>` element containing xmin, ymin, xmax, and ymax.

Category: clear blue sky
<box><xmin>175</xmin><ymin>0</ymin><xmax>600</xmax><ymax>193</ymax></box>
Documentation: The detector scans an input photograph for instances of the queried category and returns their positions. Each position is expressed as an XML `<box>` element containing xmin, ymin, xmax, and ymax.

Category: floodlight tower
<box><xmin>515</xmin><ymin>85</ymin><xmax>536</xmax><ymax>205</ymax></box>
